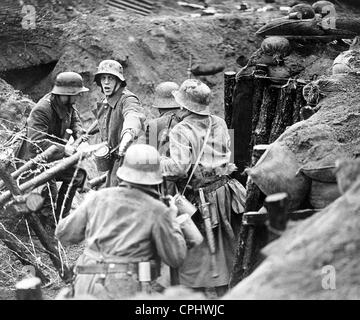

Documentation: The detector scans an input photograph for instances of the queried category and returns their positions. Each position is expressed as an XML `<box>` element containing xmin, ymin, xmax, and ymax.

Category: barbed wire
<box><xmin>0</xmin><ymin>116</ymin><xmax>71</xmax><ymax>145</ymax></box>
<box><xmin>0</xmin><ymin>117</ymin><xmax>83</xmax><ymax>280</ymax></box>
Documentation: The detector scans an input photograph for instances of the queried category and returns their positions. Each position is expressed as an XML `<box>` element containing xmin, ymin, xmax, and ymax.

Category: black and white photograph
<box><xmin>0</xmin><ymin>0</ymin><xmax>359</xmax><ymax>308</ymax></box>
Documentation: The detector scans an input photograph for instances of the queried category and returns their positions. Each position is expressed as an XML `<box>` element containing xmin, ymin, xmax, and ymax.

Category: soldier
<box><xmin>92</xmin><ymin>60</ymin><xmax>145</xmax><ymax>187</ymax></box>
<box><xmin>146</xmin><ymin>81</ymin><xmax>181</xmax><ymax>157</ymax></box>
<box><xmin>160</xmin><ymin>79</ymin><xmax>246</xmax><ymax>297</ymax></box>
<box><xmin>15</xmin><ymin>71</ymin><xmax>89</xmax><ymax>222</ymax></box>
<box><xmin>55</xmin><ymin>144</ymin><xmax>187</xmax><ymax>299</ymax></box>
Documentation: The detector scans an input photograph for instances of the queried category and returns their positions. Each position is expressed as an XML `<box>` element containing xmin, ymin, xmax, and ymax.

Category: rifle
<box><xmin>198</xmin><ymin>187</ymin><xmax>219</xmax><ymax>278</ymax></box>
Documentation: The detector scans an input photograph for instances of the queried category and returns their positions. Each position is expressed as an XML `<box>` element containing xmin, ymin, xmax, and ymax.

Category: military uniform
<box><xmin>160</xmin><ymin>79</ymin><xmax>246</xmax><ymax>296</ymax></box>
<box><xmin>56</xmin><ymin>144</ymin><xmax>187</xmax><ymax>299</ymax></box>
<box><xmin>146</xmin><ymin>111</ymin><xmax>180</xmax><ymax>157</ymax></box>
<box><xmin>93</xmin><ymin>60</ymin><xmax>145</xmax><ymax>187</ymax></box>
<box><xmin>15</xmin><ymin>91</ymin><xmax>86</xmax><ymax>220</ymax></box>
<box><xmin>93</xmin><ymin>88</ymin><xmax>145</xmax><ymax>187</ymax></box>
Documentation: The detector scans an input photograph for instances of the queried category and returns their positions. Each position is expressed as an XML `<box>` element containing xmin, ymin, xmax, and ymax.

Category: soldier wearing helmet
<box><xmin>55</xmin><ymin>144</ymin><xmax>186</xmax><ymax>299</ymax></box>
<box><xmin>160</xmin><ymin>79</ymin><xmax>246</xmax><ymax>297</ymax></box>
<box><xmin>145</xmin><ymin>81</ymin><xmax>181</xmax><ymax>157</ymax></box>
<box><xmin>92</xmin><ymin>60</ymin><xmax>145</xmax><ymax>187</ymax></box>
<box><xmin>15</xmin><ymin>71</ymin><xmax>89</xmax><ymax>224</ymax></box>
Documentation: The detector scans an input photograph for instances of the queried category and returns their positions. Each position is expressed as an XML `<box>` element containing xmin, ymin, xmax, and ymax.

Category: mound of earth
<box><xmin>279</xmin><ymin>73</ymin><xmax>360</xmax><ymax>168</ymax></box>
<box><xmin>0</xmin><ymin>78</ymin><xmax>34</xmax><ymax>148</ymax></box>
<box><xmin>225</xmin><ymin>172</ymin><xmax>360</xmax><ymax>299</ymax></box>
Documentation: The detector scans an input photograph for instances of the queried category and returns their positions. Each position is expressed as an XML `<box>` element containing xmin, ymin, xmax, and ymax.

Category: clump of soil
<box><xmin>279</xmin><ymin>73</ymin><xmax>360</xmax><ymax>168</ymax></box>
<box><xmin>0</xmin><ymin>78</ymin><xmax>34</xmax><ymax>157</ymax></box>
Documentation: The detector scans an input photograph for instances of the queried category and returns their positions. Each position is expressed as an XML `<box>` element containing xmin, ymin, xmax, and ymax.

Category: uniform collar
<box><xmin>106</xmin><ymin>87</ymin><xmax>125</xmax><ymax>109</ymax></box>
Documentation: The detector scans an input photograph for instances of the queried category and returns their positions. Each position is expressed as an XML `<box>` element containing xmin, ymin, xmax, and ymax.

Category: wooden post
<box><xmin>0</xmin><ymin>145</ymin><xmax>60</xmax><ymax>190</ymax></box>
<box><xmin>0</xmin><ymin>150</ymin><xmax>85</xmax><ymax>206</ymax></box>
<box><xmin>15</xmin><ymin>277</ymin><xmax>42</xmax><ymax>300</ymax></box>
<box><xmin>254</xmin><ymin>84</ymin><xmax>279</xmax><ymax>146</ymax></box>
<box><xmin>293</xmin><ymin>83</ymin><xmax>306</xmax><ymax>123</ymax></box>
<box><xmin>231</xmin><ymin>73</ymin><xmax>255</xmax><ymax>186</ymax></box>
<box><xmin>230</xmin><ymin>144</ymin><xmax>268</xmax><ymax>288</ymax></box>
<box><xmin>269</xmin><ymin>84</ymin><xmax>296</xmax><ymax>143</ymax></box>
<box><xmin>229</xmin><ymin>209</ymin><xmax>268</xmax><ymax>287</ymax></box>
<box><xmin>224</xmin><ymin>71</ymin><xmax>237</xmax><ymax>129</ymax></box>
<box><xmin>0</xmin><ymin>160</ymin><xmax>72</xmax><ymax>283</ymax></box>
<box><xmin>0</xmin><ymin>142</ymin><xmax>106</xmax><ymax>206</ymax></box>
<box><xmin>244</xmin><ymin>145</ymin><xmax>268</xmax><ymax>213</ymax></box>
<box><xmin>264</xmin><ymin>193</ymin><xmax>289</xmax><ymax>242</ymax></box>
<box><xmin>250</xmin><ymin>68</ymin><xmax>268</xmax><ymax>150</ymax></box>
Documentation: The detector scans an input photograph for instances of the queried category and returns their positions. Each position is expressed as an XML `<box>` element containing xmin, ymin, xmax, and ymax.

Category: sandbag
<box><xmin>268</xmin><ymin>65</ymin><xmax>291</xmax><ymax>81</ymax></box>
<box><xmin>298</xmin><ymin>165</ymin><xmax>337</xmax><ymax>183</ymax></box>
<box><xmin>309</xmin><ymin>180</ymin><xmax>341</xmax><ymax>209</ymax></box>
<box><xmin>256</xmin><ymin>18</ymin><xmax>324</xmax><ymax>37</ymax></box>
<box><xmin>245</xmin><ymin>141</ymin><xmax>311</xmax><ymax>211</ymax></box>
<box><xmin>332</xmin><ymin>49</ymin><xmax>360</xmax><ymax>75</ymax></box>
<box><xmin>260</xmin><ymin>36</ymin><xmax>291</xmax><ymax>64</ymax></box>
<box><xmin>333</xmin><ymin>18</ymin><xmax>360</xmax><ymax>35</ymax></box>
<box><xmin>191</xmin><ymin>63</ymin><xmax>225</xmax><ymax>76</ymax></box>
<box><xmin>312</xmin><ymin>1</ymin><xmax>335</xmax><ymax>18</ymax></box>
<box><xmin>302</xmin><ymin>76</ymin><xmax>342</xmax><ymax>104</ymax></box>
<box><xmin>289</xmin><ymin>4</ymin><xmax>315</xmax><ymax>20</ymax></box>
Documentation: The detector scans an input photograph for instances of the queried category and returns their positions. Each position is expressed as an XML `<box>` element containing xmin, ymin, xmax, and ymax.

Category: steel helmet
<box><xmin>152</xmin><ymin>82</ymin><xmax>180</xmax><ymax>109</ymax></box>
<box><xmin>116</xmin><ymin>144</ymin><xmax>163</xmax><ymax>185</ymax></box>
<box><xmin>51</xmin><ymin>72</ymin><xmax>89</xmax><ymax>96</ymax></box>
<box><xmin>94</xmin><ymin>60</ymin><xmax>125</xmax><ymax>86</ymax></box>
<box><xmin>172</xmin><ymin>79</ymin><xmax>211</xmax><ymax>115</ymax></box>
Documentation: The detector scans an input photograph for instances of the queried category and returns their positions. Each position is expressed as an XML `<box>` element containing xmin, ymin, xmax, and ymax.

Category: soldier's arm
<box><xmin>152</xmin><ymin>207</ymin><xmax>187</xmax><ymax>268</ymax></box>
<box><xmin>27</xmin><ymin>107</ymin><xmax>61</xmax><ymax>155</ymax></box>
<box><xmin>55</xmin><ymin>192</ymin><xmax>93</xmax><ymax>245</ymax></box>
<box><xmin>121</xmin><ymin>96</ymin><xmax>146</xmax><ymax>139</ymax></box>
<box><xmin>70</xmin><ymin>106</ymin><xmax>84</xmax><ymax>140</ymax></box>
<box><xmin>160</xmin><ymin>125</ymin><xmax>192</xmax><ymax>177</ymax></box>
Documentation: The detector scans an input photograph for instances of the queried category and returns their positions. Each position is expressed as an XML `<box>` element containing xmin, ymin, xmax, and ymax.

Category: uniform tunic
<box><xmin>92</xmin><ymin>88</ymin><xmax>145</xmax><ymax>187</ymax></box>
<box><xmin>16</xmin><ymin>93</ymin><xmax>83</xmax><ymax>162</ymax></box>
<box><xmin>55</xmin><ymin>185</ymin><xmax>187</xmax><ymax>299</ymax></box>
<box><xmin>160</xmin><ymin>113</ymin><xmax>246</xmax><ymax>289</ymax></box>
<box><xmin>14</xmin><ymin>93</ymin><xmax>86</xmax><ymax>218</ymax></box>
<box><xmin>145</xmin><ymin>110</ymin><xmax>180</xmax><ymax>157</ymax></box>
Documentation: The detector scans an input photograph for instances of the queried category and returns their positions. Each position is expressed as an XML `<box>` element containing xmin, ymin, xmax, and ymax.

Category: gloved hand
<box><xmin>118</xmin><ymin>131</ymin><xmax>133</xmax><ymax>157</ymax></box>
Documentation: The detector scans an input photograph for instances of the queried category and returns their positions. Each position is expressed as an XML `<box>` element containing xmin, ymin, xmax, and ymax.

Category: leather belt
<box><xmin>75</xmin><ymin>263</ymin><xmax>135</xmax><ymax>275</ymax></box>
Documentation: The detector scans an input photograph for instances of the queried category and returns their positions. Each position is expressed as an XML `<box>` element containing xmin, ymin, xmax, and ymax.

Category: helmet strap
<box><xmin>103</xmin><ymin>79</ymin><xmax>121</xmax><ymax>97</ymax></box>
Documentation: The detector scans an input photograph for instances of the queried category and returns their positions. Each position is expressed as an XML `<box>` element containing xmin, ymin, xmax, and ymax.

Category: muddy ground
<box><xmin>1</xmin><ymin>0</ymin><xmax>360</xmax><ymax>300</ymax></box>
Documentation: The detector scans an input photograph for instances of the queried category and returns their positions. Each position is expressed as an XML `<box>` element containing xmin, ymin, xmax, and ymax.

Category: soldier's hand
<box><xmin>81</xmin><ymin>134</ymin><xmax>90</xmax><ymax>142</ymax></box>
<box><xmin>64</xmin><ymin>144</ymin><xmax>76</xmax><ymax>156</ymax></box>
<box><xmin>168</xmin><ymin>195</ymin><xmax>178</xmax><ymax>219</ymax></box>
<box><xmin>118</xmin><ymin>132</ymin><xmax>133</xmax><ymax>156</ymax></box>
<box><xmin>77</xmin><ymin>141</ymin><xmax>89</xmax><ymax>153</ymax></box>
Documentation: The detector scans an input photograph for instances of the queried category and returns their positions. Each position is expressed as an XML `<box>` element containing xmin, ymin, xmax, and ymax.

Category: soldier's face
<box><xmin>59</xmin><ymin>95</ymin><xmax>78</xmax><ymax>105</ymax></box>
<box><xmin>100</xmin><ymin>74</ymin><xmax>119</xmax><ymax>96</ymax></box>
